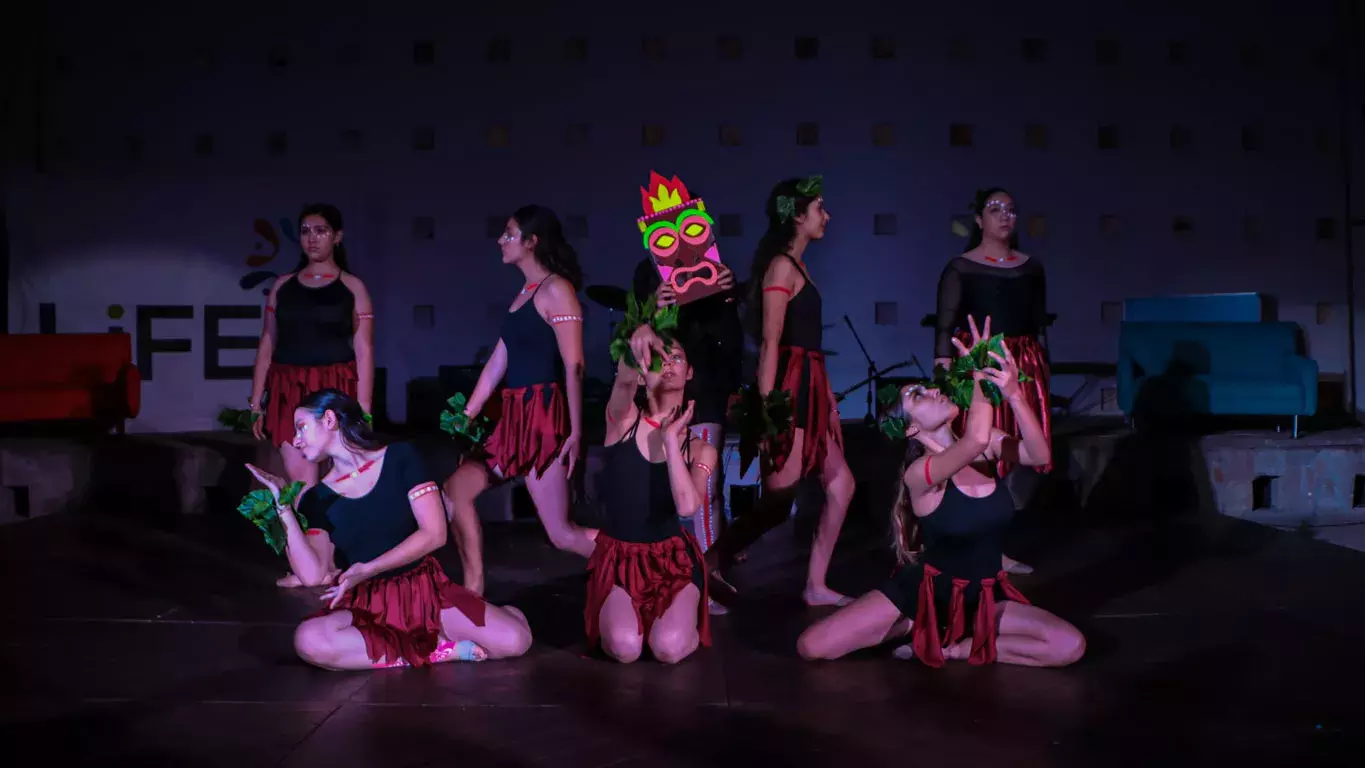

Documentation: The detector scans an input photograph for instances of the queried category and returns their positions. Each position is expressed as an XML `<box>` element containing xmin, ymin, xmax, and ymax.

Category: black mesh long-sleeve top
<box><xmin>934</xmin><ymin>257</ymin><xmax>1047</xmax><ymax>359</ymax></box>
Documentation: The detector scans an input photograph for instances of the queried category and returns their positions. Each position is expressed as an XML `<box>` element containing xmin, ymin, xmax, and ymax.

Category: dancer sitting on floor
<box><xmin>246</xmin><ymin>389</ymin><xmax>533</xmax><ymax>671</ymax></box>
<box><xmin>587</xmin><ymin>329</ymin><xmax>712</xmax><ymax>663</ymax></box>
<box><xmin>797</xmin><ymin>316</ymin><xmax>1084</xmax><ymax>668</ymax></box>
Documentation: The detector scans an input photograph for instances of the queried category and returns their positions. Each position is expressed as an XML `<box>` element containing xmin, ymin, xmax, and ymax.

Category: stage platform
<box><xmin>1</xmin><ymin>420</ymin><xmax>1364</xmax><ymax>765</ymax></box>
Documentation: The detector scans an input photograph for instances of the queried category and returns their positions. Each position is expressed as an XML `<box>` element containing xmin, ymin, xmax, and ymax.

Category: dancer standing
<box><xmin>245</xmin><ymin>389</ymin><xmax>532</xmax><ymax>670</ymax></box>
<box><xmin>797</xmin><ymin>317</ymin><xmax>1083</xmax><ymax>668</ymax></box>
<box><xmin>589</xmin><ymin>331</ymin><xmax>712</xmax><ymax>663</ymax></box>
<box><xmin>705</xmin><ymin>175</ymin><xmax>855</xmax><ymax>607</ymax></box>
<box><xmin>443</xmin><ymin>205</ymin><xmax>597</xmax><ymax>595</ymax></box>
<box><xmin>249</xmin><ymin>203</ymin><xmax>374</xmax><ymax>589</ymax></box>
<box><xmin>934</xmin><ymin>188</ymin><xmax>1051</xmax><ymax>574</ymax></box>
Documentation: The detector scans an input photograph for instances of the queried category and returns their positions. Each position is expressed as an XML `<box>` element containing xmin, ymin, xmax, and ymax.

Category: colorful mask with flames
<box><xmin>637</xmin><ymin>171</ymin><xmax>724</xmax><ymax>305</ymax></box>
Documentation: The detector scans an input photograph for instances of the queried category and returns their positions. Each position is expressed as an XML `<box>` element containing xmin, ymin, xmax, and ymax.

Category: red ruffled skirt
<box><xmin>766</xmin><ymin>345</ymin><xmax>844</xmax><ymax>478</ymax></box>
<box><xmin>479</xmin><ymin>382</ymin><xmax>570</xmax><ymax>478</ymax></box>
<box><xmin>952</xmin><ymin>333</ymin><xmax>1052</xmax><ymax>475</ymax></box>
<box><xmin>265</xmin><ymin>360</ymin><xmax>357</xmax><ymax>447</ymax></box>
<box><xmin>585</xmin><ymin>533</ymin><xmax>711</xmax><ymax>650</ymax></box>
<box><xmin>909</xmin><ymin>565</ymin><xmax>1031</xmax><ymax>668</ymax></box>
<box><xmin>319</xmin><ymin>555</ymin><xmax>487</xmax><ymax>668</ymax></box>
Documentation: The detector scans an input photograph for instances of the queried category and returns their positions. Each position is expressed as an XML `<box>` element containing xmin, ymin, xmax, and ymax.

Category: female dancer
<box><xmin>588</xmin><ymin>331</ymin><xmax>712</xmax><ymax>663</ymax></box>
<box><xmin>248</xmin><ymin>203</ymin><xmax>374</xmax><ymax>589</ymax></box>
<box><xmin>934</xmin><ymin>188</ymin><xmax>1051</xmax><ymax>574</ymax></box>
<box><xmin>705</xmin><ymin>176</ymin><xmax>855</xmax><ymax>607</ymax></box>
<box><xmin>443</xmin><ymin>205</ymin><xmax>597</xmax><ymax>595</ymax></box>
<box><xmin>245</xmin><ymin>389</ymin><xmax>532</xmax><ymax>670</ymax></box>
<box><xmin>631</xmin><ymin>252</ymin><xmax>742</xmax><ymax>615</ymax></box>
<box><xmin>797</xmin><ymin>316</ymin><xmax>1084</xmax><ymax>668</ymax></box>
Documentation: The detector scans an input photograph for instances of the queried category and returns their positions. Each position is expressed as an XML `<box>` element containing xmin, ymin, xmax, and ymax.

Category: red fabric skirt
<box><xmin>584</xmin><ymin>533</ymin><xmax>711</xmax><ymax>650</ymax></box>
<box><xmin>479</xmin><ymin>382</ymin><xmax>570</xmax><ymax>478</ymax></box>
<box><xmin>909</xmin><ymin>565</ymin><xmax>1032</xmax><ymax>669</ymax></box>
<box><xmin>952</xmin><ymin>333</ymin><xmax>1052</xmax><ymax>475</ymax></box>
<box><xmin>767</xmin><ymin>345</ymin><xmax>844</xmax><ymax>478</ymax></box>
<box><xmin>264</xmin><ymin>360</ymin><xmax>358</xmax><ymax>447</ymax></box>
<box><xmin>318</xmin><ymin>555</ymin><xmax>487</xmax><ymax>669</ymax></box>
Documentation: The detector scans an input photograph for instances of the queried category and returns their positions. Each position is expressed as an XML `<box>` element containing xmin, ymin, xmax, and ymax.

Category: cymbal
<box><xmin>585</xmin><ymin>285</ymin><xmax>628</xmax><ymax>311</ymax></box>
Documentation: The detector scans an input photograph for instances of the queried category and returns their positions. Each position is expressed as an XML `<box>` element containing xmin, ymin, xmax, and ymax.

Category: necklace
<box><xmin>519</xmin><ymin>282</ymin><xmax>539</xmax><ymax>295</ymax></box>
<box><xmin>302</xmin><ymin>271</ymin><xmax>337</xmax><ymax>280</ymax></box>
<box><xmin>982</xmin><ymin>251</ymin><xmax>1018</xmax><ymax>264</ymax></box>
<box><xmin>336</xmin><ymin>458</ymin><xmax>376</xmax><ymax>482</ymax></box>
<box><xmin>642</xmin><ymin>415</ymin><xmax>662</xmax><ymax>428</ymax></box>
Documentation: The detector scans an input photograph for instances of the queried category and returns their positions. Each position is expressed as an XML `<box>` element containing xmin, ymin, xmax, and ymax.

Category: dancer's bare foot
<box><xmin>802</xmin><ymin>585</ymin><xmax>853</xmax><ymax>607</ymax></box>
<box><xmin>1002</xmin><ymin>554</ymin><xmax>1034</xmax><ymax>575</ymax></box>
<box><xmin>707</xmin><ymin>598</ymin><xmax>729</xmax><ymax>616</ymax></box>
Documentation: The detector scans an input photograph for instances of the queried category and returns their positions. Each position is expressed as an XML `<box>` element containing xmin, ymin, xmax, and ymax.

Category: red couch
<box><xmin>0</xmin><ymin>333</ymin><xmax>142</xmax><ymax>428</ymax></box>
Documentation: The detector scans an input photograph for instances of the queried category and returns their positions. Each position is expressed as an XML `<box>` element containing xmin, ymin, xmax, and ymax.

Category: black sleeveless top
<box><xmin>273</xmin><ymin>275</ymin><xmax>357</xmax><ymax>366</ymax></box>
<box><xmin>499</xmin><ymin>280</ymin><xmax>563</xmax><ymax>389</ymax></box>
<box><xmin>775</xmin><ymin>256</ymin><xmax>823</xmax><ymax>350</ymax></box>
<box><xmin>299</xmin><ymin>442</ymin><xmax>434</xmax><ymax>576</ymax></box>
<box><xmin>934</xmin><ymin>257</ymin><xmax>1047</xmax><ymax>358</ymax></box>
<box><xmin>918</xmin><ymin>475</ymin><xmax>1015</xmax><ymax>598</ymax></box>
<box><xmin>599</xmin><ymin>411</ymin><xmax>692</xmax><ymax>544</ymax></box>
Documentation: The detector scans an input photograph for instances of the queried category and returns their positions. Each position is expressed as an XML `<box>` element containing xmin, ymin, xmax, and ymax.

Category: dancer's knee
<box><xmin>649</xmin><ymin>628</ymin><xmax>698</xmax><ymax>664</ymax></box>
<box><xmin>1047</xmin><ymin>624</ymin><xmax>1086</xmax><ymax>667</ymax></box>
<box><xmin>602</xmin><ymin>628</ymin><xmax>644</xmax><ymax>663</ymax></box>
<box><xmin>294</xmin><ymin>618</ymin><xmax>341</xmax><ymax>669</ymax></box>
<box><xmin>796</xmin><ymin>626</ymin><xmax>833</xmax><ymax>661</ymax></box>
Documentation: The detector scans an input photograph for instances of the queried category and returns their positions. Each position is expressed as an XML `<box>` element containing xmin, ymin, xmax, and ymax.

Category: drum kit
<box><xmin>584</xmin><ymin>284</ymin><xmax>924</xmax><ymax>426</ymax></box>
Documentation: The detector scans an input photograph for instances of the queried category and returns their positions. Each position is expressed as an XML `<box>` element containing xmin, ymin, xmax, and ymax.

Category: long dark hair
<box><xmin>293</xmin><ymin>203</ymin><xmax>351</xmax><ymax>273</ymax></box>
<box><xmin>297</xmin><ymin>388</ymin><xmax>385</xmax><ymax>452</ymax></box>
<box><xmin>880</xmin><ymin>385</ymin><xmax>929</xmax><ymax>564</ymax></box>
<box><xmin>963</xmin><ymin>187</ymin><xmax>1020</xmax><ymax>252</ymax></box>
<box><xmin>744</xmin><ymin>177</ymin><xmax>821</xmax><ymax>338</ymax></box>
<box><xmin>512</xmin><ymin>204</ymin><xmax>584</xmax><ymax>290</ymax></box>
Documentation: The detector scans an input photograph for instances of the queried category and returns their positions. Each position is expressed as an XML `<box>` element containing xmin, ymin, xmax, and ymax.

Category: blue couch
<box><xmin>1117</xmin><ymin>321</ymin><xmax>1317</xmax><ymax>433</ymax></box>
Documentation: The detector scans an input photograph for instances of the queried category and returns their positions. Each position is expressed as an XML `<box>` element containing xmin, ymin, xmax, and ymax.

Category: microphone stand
<box><xmin>843</xmin><ymin>314</ymin><xmax>879</xmax><ymax>426</ymax></box>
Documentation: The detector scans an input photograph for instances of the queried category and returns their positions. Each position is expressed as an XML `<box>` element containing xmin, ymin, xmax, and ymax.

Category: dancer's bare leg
<box><xmin>443</xmin><ymin>460</ymin><xmax>492</xmax><ymax>595</ymax></box>
<box><xmin>647</xmin><ymin>583</ymin><xmax>702</xmax><ymax>664</ymax></box>
<box><xmin>704</xmin><ymin>428</ymin><xmax>805</xmax><ymax>590</ymax></box>
<box><xmin>797</xmin><ymin>590</ymin><xmax>910</xmax><ymax>660</ymax></box>
<box><xmin>971</xmin><ymin>600</ymin><xmax>1085</xmax><ymax>667</ymax></box>
<box><xmin>526</xmin><ymin>461</ymin><xmax>598</xmax><ymax>558</ymax></box>
<box><xmin>598</xmin><ymin>587</ymin><xmax>644</xmax><ymax>663</ymax></box>
<box><xmin>804</xmin><ymin>429</ymin><xmax>854</xmax><ymax>607</ymax></box>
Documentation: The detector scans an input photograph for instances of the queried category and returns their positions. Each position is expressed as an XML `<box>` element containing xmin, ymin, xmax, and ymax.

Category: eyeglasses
<box><xmin>300</xmin><ymin>226</ymin><xmax>334</xmax><ymax>238</ymax></box>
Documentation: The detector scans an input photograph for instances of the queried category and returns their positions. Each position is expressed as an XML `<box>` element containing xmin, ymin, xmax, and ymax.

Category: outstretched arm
<box><xmin>542</xmin><ymin>279</ymin><xmax>585</xmax><ymax>439</ymax></box>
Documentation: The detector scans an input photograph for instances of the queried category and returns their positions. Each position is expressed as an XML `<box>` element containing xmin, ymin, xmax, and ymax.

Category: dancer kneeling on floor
<box><xmin>246</xmin><ymin>388</ymin><xmax>533</xmax><ymax>670</ymax></box>
<box><xmin>588</xmin><ymin>329</ymin><xmax>712</xmax><ymax>663</ymax></box>
<box><xmin>797</xmin><ymin>316</ymin><xmax>1083</xmax><ymax>668</ymax></box>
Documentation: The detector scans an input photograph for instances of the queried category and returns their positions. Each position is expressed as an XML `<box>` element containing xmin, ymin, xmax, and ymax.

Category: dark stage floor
<box><xmin>2</xmin><ymin>498</ymin><xmax>1363</xmax><ymax>767</ymax></box>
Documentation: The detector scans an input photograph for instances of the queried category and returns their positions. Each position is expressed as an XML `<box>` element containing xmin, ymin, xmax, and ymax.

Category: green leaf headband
<box><xmin>776</xmin><ymin>175</ymin><xmax>824</xmax><ymax>223</ymax></box>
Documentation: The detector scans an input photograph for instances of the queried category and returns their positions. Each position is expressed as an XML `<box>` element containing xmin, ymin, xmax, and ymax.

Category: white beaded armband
<box><xmin>549</xmin><ymin>314</ymin><xmax>582</xmax><ymax>325</ymax></box>
<box><xmin>407</xmin><ymin>482</ymin><xmax>440</xmax><ymax>501</ymax></box>
<box><xmin>356</xmin><ymin>312</ymin><xmax>375</xmax><ymax>321</ymax></box>
<box><xmin>694</xmin><ymin>462</ymin><xmax>713</xmax><ymax>476</ymax></box>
